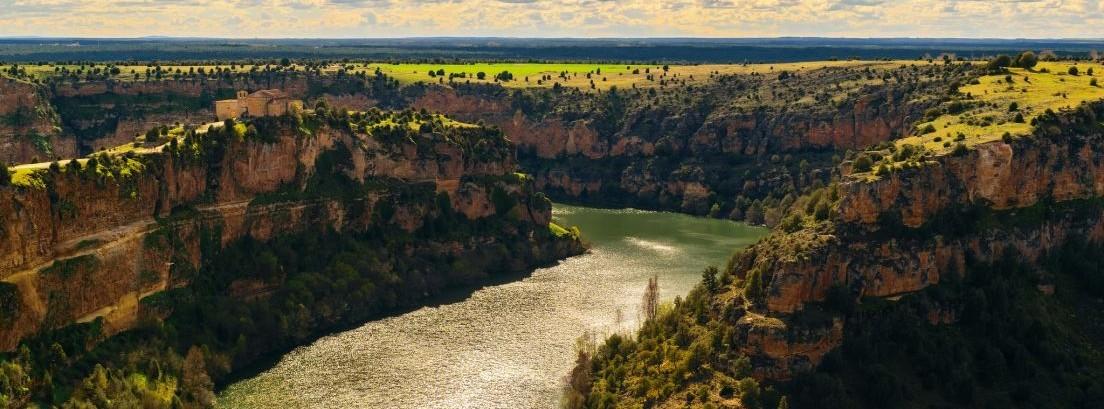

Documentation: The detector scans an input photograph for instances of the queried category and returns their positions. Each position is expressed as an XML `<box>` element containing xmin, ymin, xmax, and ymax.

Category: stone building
<box><xmin>215</xmin><ymin>89</ymin><xmax>303</xmax><ymax>120</ymax></box>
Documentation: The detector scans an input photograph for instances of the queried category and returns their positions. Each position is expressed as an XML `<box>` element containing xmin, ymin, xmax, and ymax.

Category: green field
<box><xmin>3</xmin><ymin>60</ymin><xmax>911</xmax><ymax>91</ymax></box>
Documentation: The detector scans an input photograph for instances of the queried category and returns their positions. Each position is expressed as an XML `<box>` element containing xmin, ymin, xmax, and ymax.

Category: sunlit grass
<box><xmin>360</xmin><ymin>60</ymin><xmax>915</xmax><ymax>90</ymax></box>
<box><xmin>3</xmin><ymin>60</ymin><xmax>917</xmax><ymax>91</ymax></box>
<box><xmin>896</xmin><ymin>61</ymin><xmax>1104</xmax><ymax>154</ymax></box>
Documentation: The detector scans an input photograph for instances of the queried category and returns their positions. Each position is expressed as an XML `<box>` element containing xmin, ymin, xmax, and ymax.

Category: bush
<box><xmin>952</xmin><ymin>143</ymin><xmax>969</xmax><ymax>156</ymax></box>
<box><xmin>986</xmin><ymin>55</ymin><xmax>1012</xmax><ymax>71</ymax></box>
<box><xmin>853</xmin><ymin>155</ymin><xmax>873</xmax><ymax>172</ymax></box>
<box><xmin>1014</xmin><ymin>51</ymin><xmax>1038</xmax><ymax>69</ymax></box>
<box><xmin>814</xmin><ymin>201</ymin><xmax>831</xmax><ymax>221</ymax></box>
<box><xmin>1068</xmin><ymin>66</ymin><xmax>1080</xmax><ymax>76</ymax></box>
<box><xmin>780</xmin><ymin>214</ymin><xmax>803</xmax><ymax>233</ymax></box>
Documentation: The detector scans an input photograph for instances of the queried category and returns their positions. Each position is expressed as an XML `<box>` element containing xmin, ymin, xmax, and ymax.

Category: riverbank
<box><xmin>218</xmin><ymin>204</ymin><xmax>766</xmax><ymax>409</ymax></box>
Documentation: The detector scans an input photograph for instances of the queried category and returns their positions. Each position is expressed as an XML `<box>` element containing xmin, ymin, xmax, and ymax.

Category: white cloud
<box><xmin>0</xmin><ymin>0</ymin><xmax>1101</xmax><ymax>38</ymax></box>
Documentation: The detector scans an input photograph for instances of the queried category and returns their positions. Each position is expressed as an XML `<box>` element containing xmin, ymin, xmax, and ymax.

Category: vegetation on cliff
<box><xmin>565</xmin><ymin>79</ymin><xmax>1104</xmax><ymax>408</ymax></box>
<box><xmin>0</xmin><ymin>109</ymin><xmax>584</xmax><ymax>408</ymax></box>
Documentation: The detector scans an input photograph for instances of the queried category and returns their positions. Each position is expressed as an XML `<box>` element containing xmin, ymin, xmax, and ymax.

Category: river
<box><xmin>217</xmin><ymin>204</ymin><xmax>767</xmax><ymax>408</ymax></box>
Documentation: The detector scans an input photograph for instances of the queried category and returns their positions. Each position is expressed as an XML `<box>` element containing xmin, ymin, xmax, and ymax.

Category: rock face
<box><xmin>0</xmin><ymin>75</ymin><xmax>381</xmax><ymax>164</ymax></box>
<box><xmin>0</xmin><ymin>115</ymin><xmax>568</xmax><ymax>351</ymax></box>
<box><xmin>0</xmin><ymin>78</ymin><xmax>68</xmax><ymax>164</ymax></box>
<box><xmin>731</xmin><ymin>102</ymin><xmax>1104</xmax><ymax>379</ymax></box>
<box><xmin>411</xmin><ymin>65</ymin><xmax>963</xmax><ymax>217</ymax></box>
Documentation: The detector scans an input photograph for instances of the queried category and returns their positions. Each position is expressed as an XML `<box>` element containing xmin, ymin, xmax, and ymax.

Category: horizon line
<box><xmin>1</xmin><ymin>36</ymin><xmax>1103</xmax><ymax>42</ymax></box>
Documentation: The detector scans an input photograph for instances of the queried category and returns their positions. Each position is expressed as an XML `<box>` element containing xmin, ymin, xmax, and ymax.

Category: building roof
<box><xmin>247</xmin><ymin>89</ymin><xmax>289</xmax><ymax>99</ymax></box>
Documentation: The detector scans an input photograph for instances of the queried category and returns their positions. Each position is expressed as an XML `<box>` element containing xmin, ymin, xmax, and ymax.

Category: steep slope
<box><xmin>413</xmin><ymin>62</ymin><xmax>974</xmax><ymax>220</ymax></box>
<box><xmin>568</xmin><ymin>98</ymin><xmax>1104</xmax><ymax>408</ymax></box>
<box><xmin>0</xmin><ymin>109</ymin><xmax>583</xmax><ymax>407</ymax></box>
<box><xmin>0</xmin><ymin>78</ymin><xmax>66</xmax><ymax>164</ymax></box>
<box><xmin>3</xmin><ymin>62</ymin><xmax>974</xmax><ymax>224</ymax></box>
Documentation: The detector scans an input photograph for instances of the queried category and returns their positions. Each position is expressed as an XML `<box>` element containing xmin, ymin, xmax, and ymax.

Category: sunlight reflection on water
<box><xmin>217</xmin><ymin>204</ymin><xmax>766</xmax><ymax>409</ymax></box>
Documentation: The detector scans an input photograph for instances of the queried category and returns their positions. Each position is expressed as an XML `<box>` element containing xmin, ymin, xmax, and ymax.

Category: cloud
<box><xmin>0</xmin><ymin>0</ymin><xmax>1101</xmax><ymax>38</ymax></box>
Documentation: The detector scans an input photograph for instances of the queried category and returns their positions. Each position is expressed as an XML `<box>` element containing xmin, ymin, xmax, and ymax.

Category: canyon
<box><xmin>4</xmin><ymin>59</ymin><xmax>1104</xmax><ymax>408</ymax></box>
<box><xmin>0</xmin><ymin>109</ymin><xmax>582</xmax><ymax>407</ymax></box>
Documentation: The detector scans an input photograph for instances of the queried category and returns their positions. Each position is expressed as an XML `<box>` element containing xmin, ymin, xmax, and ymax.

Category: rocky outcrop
<box><xmin>0</xmin><ymin>114</ymin><xmax>572</xmax><ymax>351</ymax></box>
<box><xmin>0</xmin><ymin>78</ymin><xmax>68</xmax><ymax>164</ymax></box>
<box><xmin>0</xmin><ymin>75</ymin><xmax>384</xmax><ymax>164</ymax></box>
<box><xmin>412</xmin><ymin>65</ymin><xmax>962</xmax><ymax>217</ymax></box>
<box><xmin>729</xmin><ymin>102</ymin><xmax>1104</xmax><ymax>379</ymax></box>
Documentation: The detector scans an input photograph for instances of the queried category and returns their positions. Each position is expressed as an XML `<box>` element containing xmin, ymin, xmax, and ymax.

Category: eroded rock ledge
<box><xmin>730</xmin><ymin>101</ymin><xmax>1104</xmax><ymax>379</ymax></box>
<box><xmin>0</xmin><ymin>111</ymin><xmax>583</xmax><ymax>352</ymax></box>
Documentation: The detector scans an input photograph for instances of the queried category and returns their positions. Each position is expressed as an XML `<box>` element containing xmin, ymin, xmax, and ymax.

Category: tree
<box><xmin>641</xmin><ymin>275</ymin><xmax>659</xmax><ymax>322</ymax></box>
<box><xmin>702</xmin><ymin>266</ymin><xmax>719</xmax><ymax>293</ymax></box>
<box><xmin>476</xmin><ymin>71</ymin><xmax>486</xmax><ymax>80</ymax></box>
<box><xmin>986</xmin><ymin>55</ymin><xmax>1012</xmax><ymax>71</ymax></box>
<box><xmin>279</xmin><ymin>58</ymin><xmax>290</xmax><ymax>67</ymax></box>
<box><xmin>1069</xmin><ymin>66</ymin><xmax>1080</xmax><ymax>76</ymax></box>
<box><xmin>0</xmin><ymin>161</ymin><xmax>10</xmax><ymax>186</ymax></box>
<box><xmin>1014</xmin><ymin>51</ymin><xmax>1038</xmax><ymax>69</ymax></box>
<box><xmin>182</xmin><ymin>347</ymin><xmax>215</xmax><ymax>407</ymax></box>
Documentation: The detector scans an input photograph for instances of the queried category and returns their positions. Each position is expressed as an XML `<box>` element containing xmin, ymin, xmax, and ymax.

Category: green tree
<box><xmin>1014</xmin><ymin>51</ymin><xmax>1038</xmax><ymax>69</ymax></box>
<box><xmin>986</xmin><ymin>55</ymin><xmax>1012</xmax><ymax>71</ymax></box>
<box><xmin>702</xmin><ymin>266</ymin><xmax>719</xmax><ymax>293</ymax></box>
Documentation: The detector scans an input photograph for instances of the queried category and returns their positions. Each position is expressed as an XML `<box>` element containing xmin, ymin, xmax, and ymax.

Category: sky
<box><xmin>0</xmin><ymin>0</ymin><xmax>1102</xmax><ymax>39</ymax></box>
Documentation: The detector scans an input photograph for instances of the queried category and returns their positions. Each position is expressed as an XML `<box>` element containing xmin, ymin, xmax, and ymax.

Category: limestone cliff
<box><xmin>0</xmin><ymin>74</ymin><xmax>387</xmax><ymax>164</ymax></box>
<box><xmin>0</xmin><ymin>78</ymin><xmax>67</xmax><ymax>164</ymax></box>
<box><xmin>0</xmin><ymin>112</ymin><xmax>578</xmax><ymax>351</ymax></box>
<box><xmin>727</xmin><ymin>101</ymin><xmax>1104</xmax><ymax>379</ymax></box>
<box><xmin>412</xmin><ymin>64</ymin><xmax>970</xmax><ymax>217</ymax></box>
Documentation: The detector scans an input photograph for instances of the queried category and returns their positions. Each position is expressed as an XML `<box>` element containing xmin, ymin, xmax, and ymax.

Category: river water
<box><xmin>217</xmin><ymin>204</ymin><xmax>767</xmax><ymax>409</ymax></box>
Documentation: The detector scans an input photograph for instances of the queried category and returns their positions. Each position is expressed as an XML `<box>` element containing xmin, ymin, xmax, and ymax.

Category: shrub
<box><xmin>1008</xmin><ymin>102</ymin><xmax>1019</xmax><ymax>111</ymax></box>
<box><xmin>814</xmin><ymin>201</ymin><xmax>831</xmax><ymax>221</ymax></box>
<box><xmin>1068</xmin><ymin>66</ymin><xmax>1079</xmax><ymax>76</ymax></box>
<box><xmin>875</xmin><ymin>164</ymin><xmax>892</xmax><ymax>176</ymax></box>
<box><xmin>1014</xmin><ymin>51</ymin><xmax>1038</xmax><ymax>69</ymax></box>
<box><xmin>952</xmin><ymin>143</ymin><xmax>969</xmax><ymax>156</ymax></box>
<box><xmin>1092</xmin><ymin>78</ymin><xmax>1099</xmax><ymax>87</ymax></box>
<box><xmin>919</xmin><ymin>124</ymin><xmax>936</xmax><ymax>135</ymax></box>
<box><xmin>986</xmin><ymin>55</ymin><xmax>1012</xmax><ymax>71</ymax></box>
<box><xmin>780</xmin><ymin>214</ymin><xmax>803</xmax><ymax>233</ymax></box>
<box><xmin>853</xmin><ymin>155</ymin><xmax>873</xmax><ymax>172</ymax></box>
